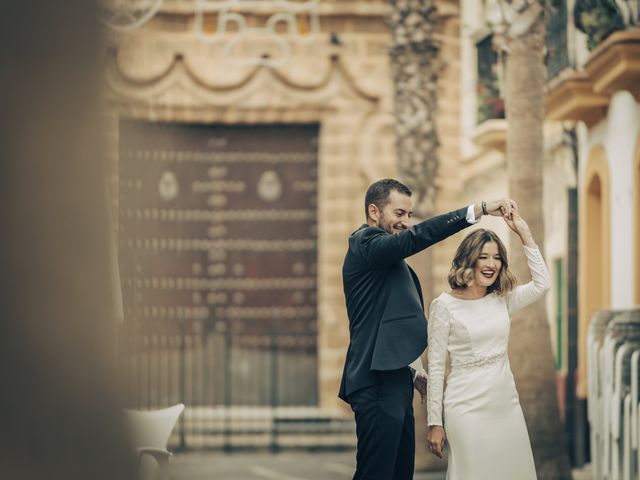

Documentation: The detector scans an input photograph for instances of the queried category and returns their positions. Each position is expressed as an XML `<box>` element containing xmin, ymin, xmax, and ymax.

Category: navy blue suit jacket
<box><xmin>338</xmin><ymin>207</ymin><xmax>472</xmax><ymax>402</ymax></box>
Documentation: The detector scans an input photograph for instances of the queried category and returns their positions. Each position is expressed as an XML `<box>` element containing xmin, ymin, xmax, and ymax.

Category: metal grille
<box><xmin>546</xmin><ymin>0</ymin><xmax>570</xmax><ymax>79</ymax></box>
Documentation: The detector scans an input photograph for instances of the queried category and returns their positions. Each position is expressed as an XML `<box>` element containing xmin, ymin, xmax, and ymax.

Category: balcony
<box><xmin>584</xmin><ymin>29</ymin><xmax>640</xmax><ymax>102</ymax></box>
<box><xmin>545</xmin><ymin>29</ymin><xmax>640</xmax><ymax>126</ymax></box>
<box><xmin>546</xmin><ymin>0</ymin><xmax>571</xmax><ymax>79</ymax></box>
<box><xmin>545</xmin><ymin>70</ymin><xmax>609</xmax><ymax>127</ymax></box>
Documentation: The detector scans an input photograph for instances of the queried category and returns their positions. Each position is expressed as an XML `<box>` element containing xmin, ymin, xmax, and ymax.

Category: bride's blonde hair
<box><xmin>447</xmin><ymin>229</ymin><xmax>518</xmax><ymax>295</ymax></box>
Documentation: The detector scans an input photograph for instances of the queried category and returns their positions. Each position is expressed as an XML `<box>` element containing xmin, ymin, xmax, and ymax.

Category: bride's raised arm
<box><xmin>503</xmin><ymin>213</ymin><xmax>551</xmax><ymax>316</ymax></box>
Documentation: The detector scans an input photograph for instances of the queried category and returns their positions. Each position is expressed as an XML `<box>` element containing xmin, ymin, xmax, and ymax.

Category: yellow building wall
<box><xmin>577</xmin><ymin>146</ymin><xmax>611</xmax><ymax>398</ymax></box>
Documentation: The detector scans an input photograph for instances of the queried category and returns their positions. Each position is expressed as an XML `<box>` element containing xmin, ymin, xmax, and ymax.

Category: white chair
<box><xmin>124</xmin><ymin>404</ymin><xmax>185</xmax><ymax>480</ymax></box>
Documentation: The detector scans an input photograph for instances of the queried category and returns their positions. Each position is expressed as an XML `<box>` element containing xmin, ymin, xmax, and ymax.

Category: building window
<box><xmin>476</xmin><ymin>34</ymin><xmax>504</xmax><ymax>124</ymax></box>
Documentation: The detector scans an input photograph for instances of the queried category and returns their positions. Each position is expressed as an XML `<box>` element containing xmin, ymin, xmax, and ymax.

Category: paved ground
<box><xmin>170</xmin><ymin>451</ymin><xmax>446</xmax><ymax>480</ymax></box>
<box><xmin>170</xmin><ymin>451</ymin><xmax>594</xmax><ymax>480</ymax></box>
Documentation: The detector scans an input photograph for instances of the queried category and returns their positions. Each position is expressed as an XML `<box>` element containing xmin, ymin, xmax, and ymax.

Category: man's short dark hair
<box><xmin>364</xmin><ymin>178</ymin><xmax>412</xmax><ymax>219</ymax></box>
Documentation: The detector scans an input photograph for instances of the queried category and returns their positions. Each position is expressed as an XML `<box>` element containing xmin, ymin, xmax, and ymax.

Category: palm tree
<box><xmin>495</xmin><ymin>1</ymin><xmax>572</xmax><ymax>478</ymax></box>
<box><xmin>388</xmin><ymin>0</ymin><xmax>441</xmax><ymax>218</ymax></box>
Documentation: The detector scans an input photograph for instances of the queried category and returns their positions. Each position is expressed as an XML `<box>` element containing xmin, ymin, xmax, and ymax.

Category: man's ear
<box><xmin>368</xmin><ymin>203</ymin><xmax>380</xmax><ymax>222</ymax></box>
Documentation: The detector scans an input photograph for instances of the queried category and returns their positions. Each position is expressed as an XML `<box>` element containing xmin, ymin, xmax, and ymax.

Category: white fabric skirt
<box><xmin>443</xmin><ymin>357</ymin><xmax>537</xmax><ymax>480</ymax></box>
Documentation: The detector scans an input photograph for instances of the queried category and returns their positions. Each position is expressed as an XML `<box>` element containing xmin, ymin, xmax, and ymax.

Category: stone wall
<box><xmin>104</xmin><ymin>0</ymin><xmax>399</xmax><ymax>413</ymax></box>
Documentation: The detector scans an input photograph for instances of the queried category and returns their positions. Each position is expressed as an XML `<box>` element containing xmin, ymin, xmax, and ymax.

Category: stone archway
<box><xmin>577</xmin><ymin>146</ymin><xmax>610</xmax><ymax>398</ymax></box>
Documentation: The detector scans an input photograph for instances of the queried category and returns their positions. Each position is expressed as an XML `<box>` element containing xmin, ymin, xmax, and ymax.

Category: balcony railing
<box><xmin>573</xmin><ymin>0</ymin><xmax>636</xmax><ymax>50</ymax></box>
<box><xmin>546</xmin><ymin>0</ymin><xmax>570</xmax><ymax>79</ymax></box>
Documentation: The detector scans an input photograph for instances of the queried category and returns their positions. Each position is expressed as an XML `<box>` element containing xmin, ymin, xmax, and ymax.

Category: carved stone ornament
<box><xmin>99</xmin><ymin>0</ymin><xmax>164</xmax><ymax>32</ymax></box>
<box><xmin>257</xmin><ymin>170</ymin><xmax>282</xmax><ymax>202</ymax></box>
<box><xmin>158</xmin><ymin>170</ymin><xmax>179</xmax><ymax>201</ymax></box>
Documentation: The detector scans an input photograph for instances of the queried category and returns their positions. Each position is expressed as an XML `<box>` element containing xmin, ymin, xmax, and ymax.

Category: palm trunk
<box><xmin>504</xmin><ymin>8</ymin><xmax>572</xmax><ymax>479</ymax></box>
<box><xmin>388</xmin><ymin>0</ymin><xmax>440</xmax><ymax>218</ymax></box>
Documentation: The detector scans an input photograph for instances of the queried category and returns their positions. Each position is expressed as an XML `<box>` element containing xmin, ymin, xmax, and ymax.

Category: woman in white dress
<box><xmin>426</xmin><ymin>212</ymin><xmax>550</xmax><ymax>480</ymax></box>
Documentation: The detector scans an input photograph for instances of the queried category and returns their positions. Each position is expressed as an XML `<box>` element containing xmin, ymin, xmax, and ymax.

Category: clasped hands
<box><xmin>482</xmin><ymin>198</ymin><xmax>517</xmax><ymax>220</ymax></box>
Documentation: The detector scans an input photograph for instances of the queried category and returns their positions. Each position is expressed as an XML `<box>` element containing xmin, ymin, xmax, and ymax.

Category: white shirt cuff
<box><xmin>408</xmin><ymin>357</ymin><xmax>427</xmax><ymax>381</ymax></box>
<box><xmin>466</xmin><ymin>205</ymin><xmax>479</xmax><ymax>224</ymax></box>
<box><xmin>413</xmin><ymin>370</ymin><xmax>427</xmax><ymax>381</ymax></box>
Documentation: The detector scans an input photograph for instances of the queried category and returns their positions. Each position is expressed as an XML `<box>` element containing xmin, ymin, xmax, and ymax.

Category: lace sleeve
<box><xmin>427</xmin><ymin>298</ymin><xmax>451</xmax><ymax>427</ymax></box>
<box><xmin>506</xmin><ymin>245</ymin><xmax>551</xmax><ymax>316</ymax></box>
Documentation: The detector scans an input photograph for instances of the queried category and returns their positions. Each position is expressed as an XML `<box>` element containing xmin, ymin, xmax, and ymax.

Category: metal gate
<box><xmin>117</xmin><ymin>120</ymin><xmax>320</xmax><ymax>448</ymax></box>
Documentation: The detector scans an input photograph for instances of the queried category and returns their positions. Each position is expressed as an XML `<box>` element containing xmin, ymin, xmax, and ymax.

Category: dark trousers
<box><xmin>349</xmin><ymin>368</ymin><xmax>415</xmax><ymax>480</ymax></box>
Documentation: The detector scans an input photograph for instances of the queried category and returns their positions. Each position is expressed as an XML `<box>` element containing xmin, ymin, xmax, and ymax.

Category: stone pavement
<box><xmin>170</xmin><ymin>451</ymin><xmax>446</xmax><ymax>480</ymax></box>
<box><xmin>572</xmin><ymin>464</ymin><xmax>594</xmax><ymax>480</ymax></box>
<box><xmin>170</xmin><ymin>450</ymin><xmax>594</xmax><ymax>480</ymax></box>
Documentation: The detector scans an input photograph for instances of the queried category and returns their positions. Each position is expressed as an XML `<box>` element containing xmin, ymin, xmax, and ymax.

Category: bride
<box><xmin>426</xmin><ymin>211</ymin><xmax>549</xmax><ymax>479</ymax></box>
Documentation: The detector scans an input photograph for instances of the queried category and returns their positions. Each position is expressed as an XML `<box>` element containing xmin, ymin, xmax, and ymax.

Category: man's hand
<box><xmin>477</xmin><ymin>198</ymin><xmax>518</xmax><ymax>219</ymax></box>
<box><xmin>427</xmin><ymin>425</ymin><xmax>446</xmax><ymax>458</ymax></box>
<box><xmin>413</xmin><ymin>370</ymin><xmax>428</xmax><ymax>404</ymax></box>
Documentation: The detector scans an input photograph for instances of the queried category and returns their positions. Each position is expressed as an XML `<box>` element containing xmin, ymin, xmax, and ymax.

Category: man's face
<box><xmin>371</xmin><ymin>190</ymin><xmax>413</xmax><ymax>235</ymax></box>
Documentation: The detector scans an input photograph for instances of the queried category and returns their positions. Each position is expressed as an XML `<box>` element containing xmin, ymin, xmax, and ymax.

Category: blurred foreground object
<box><xmin>125</xmin><ymin>404</ymin><xmax>185</xmax><ymax>480</ymax></box>
<box><xmin>0</xmin><ymin>1</ymin><xmax>134</xmax><ymax>479</ymax></box>
<box><xmin>587</xmin><ymin>309</ymin><xmax>640</xmax><ymax>480</ymax></box>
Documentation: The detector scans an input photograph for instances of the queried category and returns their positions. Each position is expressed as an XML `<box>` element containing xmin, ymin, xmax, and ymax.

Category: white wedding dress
<box><xmin>427</xmin><ymin>245</ymin><xmax>550</xmax><ymax>480</ymax></box>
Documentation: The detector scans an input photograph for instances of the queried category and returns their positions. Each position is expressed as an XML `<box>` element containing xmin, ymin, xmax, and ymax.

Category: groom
<box><xmin>339</xmin><ymin>178</ymin><xmax>513</xmax><ymax>479</ymax></box>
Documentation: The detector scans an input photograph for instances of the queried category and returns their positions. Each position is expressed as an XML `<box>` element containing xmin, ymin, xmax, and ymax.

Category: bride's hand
<box><xmin>503</xmin><ymin>211</ymin><xmax>528</xmax><ymax>234</ymax></box>
<box><xmin>427</xmin><ymin>425</ymin><xmax>446</xmax><ymax>458</ymax></box>
<box><xmin>504</xmin><ymin>212</ymin><xmax>536</xmax><ymax>247</ymax></box>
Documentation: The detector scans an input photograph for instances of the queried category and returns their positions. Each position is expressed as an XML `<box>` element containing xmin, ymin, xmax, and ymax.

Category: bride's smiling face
<box><xmin>472</xmin><ymin>241</ymin><xmax>502</xmax><ymax>288</ymax></box>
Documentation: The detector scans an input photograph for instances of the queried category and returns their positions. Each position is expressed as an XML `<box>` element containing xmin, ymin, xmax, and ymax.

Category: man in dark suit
<box><xmin>339</xmin><ymin>178</ymin><xmax>514</xmax><ymax>479</ymax></box>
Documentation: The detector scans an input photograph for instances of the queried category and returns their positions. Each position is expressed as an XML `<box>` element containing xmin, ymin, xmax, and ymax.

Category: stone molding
<box><xmin>585</xmin><ymin>30</ymin><xmax>640</xmax><ymax>102</ymax></box>
<box><xmin>105</xmin><ymin>47</ymin><xmax>379</xmax><ymax>111</ymax></box>
<box><xmin>545</xmin><ymin>29</ymin><xmax>640</xmax><ymax>126</ymax></box>
<box><xmin>544</xmin><ymin>70</ymin><xmax>609</xmax><ymax>127</ymax></box>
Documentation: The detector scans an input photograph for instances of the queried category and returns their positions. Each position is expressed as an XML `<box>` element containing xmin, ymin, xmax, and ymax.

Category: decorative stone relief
<box><xmin>158</xmin><ymin>170</ymin><xmax>179</xmax><ymax>201</ymax></box>
<box><xmin>257</xmin><ymin>170</ymin><xmax>282</xmax><ymax>202</ymax></box>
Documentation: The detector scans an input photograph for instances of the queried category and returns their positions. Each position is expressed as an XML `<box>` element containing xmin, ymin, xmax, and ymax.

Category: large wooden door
<box><xmin>118</xmin><ymin>121</ymin><xmax>319</xmax><ymax>409</ymax></box>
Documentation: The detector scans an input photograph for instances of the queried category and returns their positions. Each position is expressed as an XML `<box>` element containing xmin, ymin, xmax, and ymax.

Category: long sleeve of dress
<box><xmin>506</xmin><ymin>245</ymin><xmax>551</xmax><ymax>316</ymax></box>
<box><xmin>427</xmin><ymin>299</ymin><xmax>451</xmax><ymax>426</ymax></box>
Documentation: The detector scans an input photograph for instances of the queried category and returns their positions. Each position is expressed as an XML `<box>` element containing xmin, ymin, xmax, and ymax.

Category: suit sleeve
<box><xmin>357</xmin><ymin>207</ymin><xmax>471</xmax><ymax>268</ymax></box>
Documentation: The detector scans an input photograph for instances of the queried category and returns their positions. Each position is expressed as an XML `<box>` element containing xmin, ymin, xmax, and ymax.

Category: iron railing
<box><xmin>546</xmin><ymin>0</ymin><xmax>570</xmax><ymax>79</ymax></box>
<box><xmin>116</xmin><ymin>319</ymin><xmax>355</xmax><ymax>451</ymax></box>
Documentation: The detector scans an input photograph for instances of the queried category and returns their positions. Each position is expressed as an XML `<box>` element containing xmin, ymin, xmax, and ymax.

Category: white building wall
<box><xmin>578</xmin><ymin>91</ymin><xmax>640</xmax><ymax>308</ymax></box>
<box><xmin>458</xmin><ymin>1</ymin><xmax>577</xmax><ymax>356</ymax></box>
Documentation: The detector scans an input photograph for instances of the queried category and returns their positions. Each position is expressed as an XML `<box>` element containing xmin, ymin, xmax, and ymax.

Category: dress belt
<box><xmin>450</xmin><ymin>349</ymin><xmax>507</xmax><ymax>371</ymax></box>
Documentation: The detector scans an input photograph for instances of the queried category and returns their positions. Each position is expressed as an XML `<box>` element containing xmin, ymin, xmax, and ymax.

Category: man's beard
<box><xmin>377</xmin><ymin>214</ymin><xmax>405</xmax><ymax>235</ymax></box>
